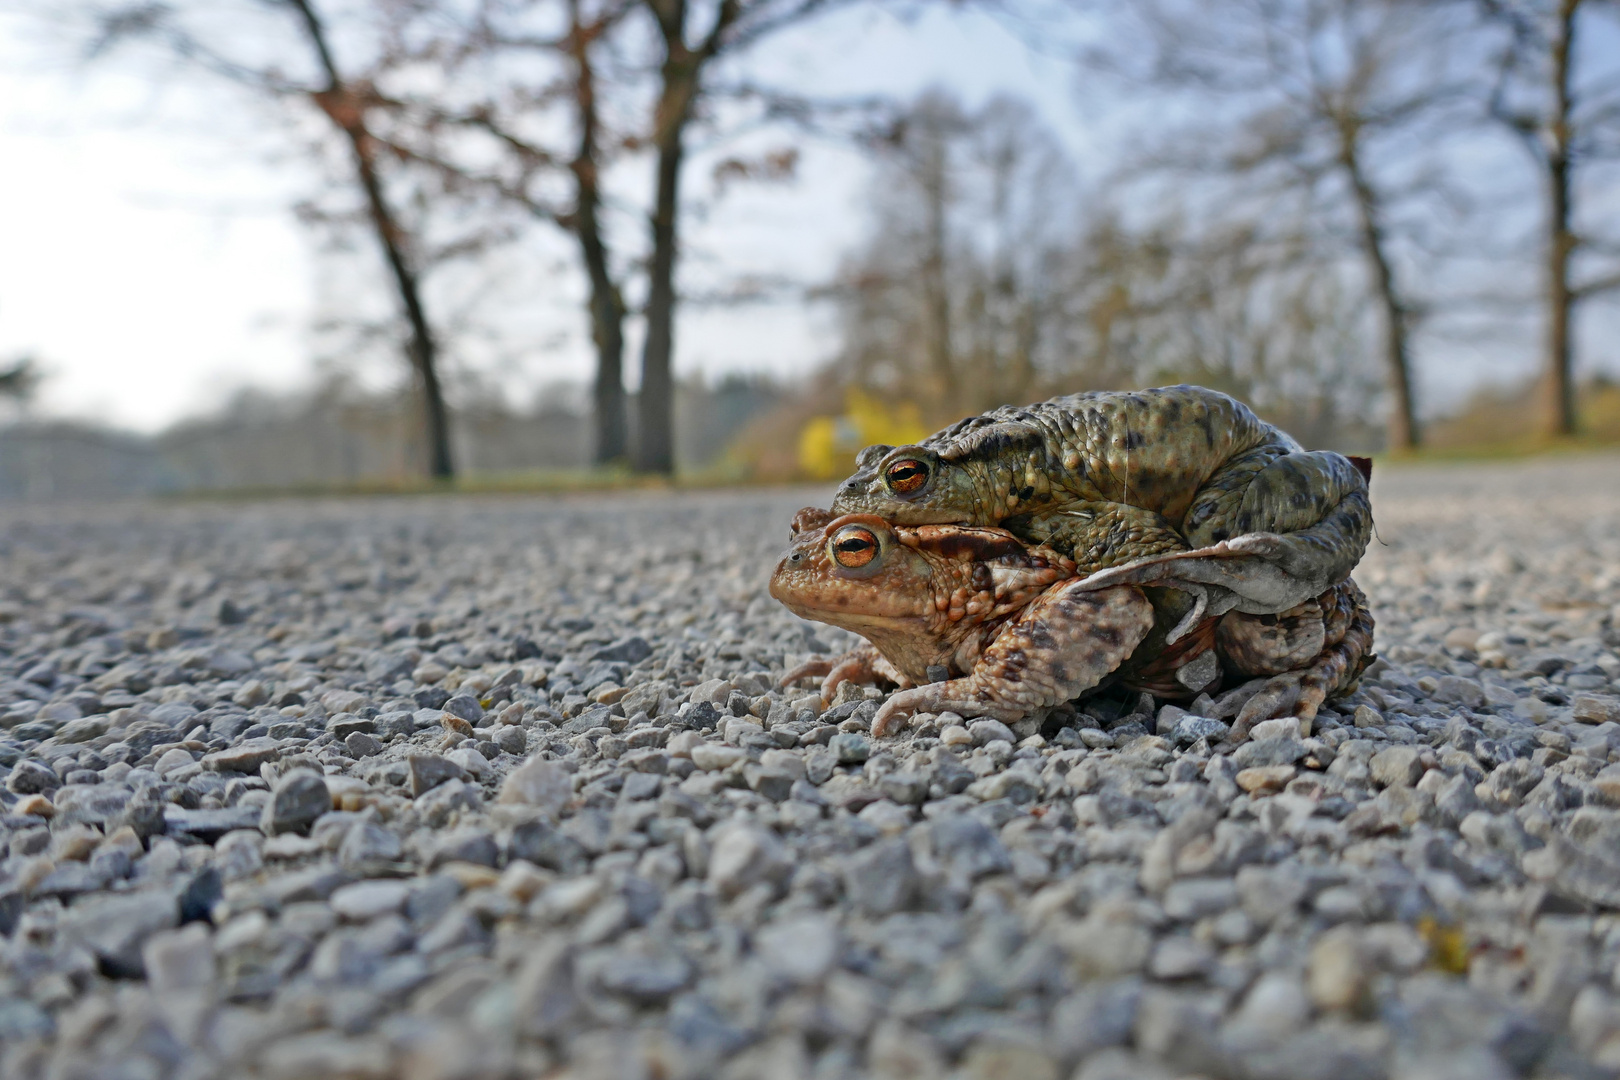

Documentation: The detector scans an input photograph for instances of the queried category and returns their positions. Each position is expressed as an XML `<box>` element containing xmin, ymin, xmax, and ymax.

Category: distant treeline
<box><xmin>0</xmin><ymin>375</ymin><xmax>784</xmax><ymax>500</ymax></box>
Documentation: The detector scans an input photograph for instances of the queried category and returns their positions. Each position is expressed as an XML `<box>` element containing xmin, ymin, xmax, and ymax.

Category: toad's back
<box><xmin>920</xmin><ymin>385</ymin><xmax>1289</xmax><ymax>527</ymax></box>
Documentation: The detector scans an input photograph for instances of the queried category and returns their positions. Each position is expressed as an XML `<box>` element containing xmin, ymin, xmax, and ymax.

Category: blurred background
<box><xmin>1</xmin><ymin>0</ymin><xmax>1618</xmax><ymax>500</ymax></box>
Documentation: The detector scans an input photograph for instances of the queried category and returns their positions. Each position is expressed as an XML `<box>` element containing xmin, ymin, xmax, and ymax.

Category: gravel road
<box><xmin>2</xmin><ymin>453</ymin><xmax>1619</xmax><ymax>1080</ymax></box>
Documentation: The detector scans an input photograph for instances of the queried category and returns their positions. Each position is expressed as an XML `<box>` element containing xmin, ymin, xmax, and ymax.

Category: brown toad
<box><xmin>770</xmin><ymin>507</ymin><xmax>1374</xmax><ymax>738</ymax></box>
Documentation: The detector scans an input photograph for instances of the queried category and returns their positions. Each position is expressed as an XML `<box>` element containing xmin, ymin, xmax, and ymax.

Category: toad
<box><xmin>829</xmin><ymin>385</ymin><xmax>1373</xmax><ymax>634</ymax></box>
<box><xmin>770</xmin><ymin>507</ymin><xmax>1374</xmax><ymax>738</ymax></box>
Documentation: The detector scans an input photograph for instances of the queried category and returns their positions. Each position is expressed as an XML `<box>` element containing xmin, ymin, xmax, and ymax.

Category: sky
<box><xmin>0</xmin><ymin>2</ymin><xmax>1612</xmax><ymax>435</ymax></box>
<box><xmin>0</xmin><ymin>3</ymin><xmax>1097</xmax><ymax>433</ymax></box>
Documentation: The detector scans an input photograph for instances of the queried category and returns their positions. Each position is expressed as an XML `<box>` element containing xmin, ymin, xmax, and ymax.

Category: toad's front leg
<box><xmin>872</xmin><ymin>583</ymin><xmax>1155</xmax><ymax>737</ymax></box>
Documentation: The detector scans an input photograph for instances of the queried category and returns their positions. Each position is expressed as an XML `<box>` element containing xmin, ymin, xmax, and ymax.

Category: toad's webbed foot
<box><xmin>779</xmin><ymin>657</ymin><xmax>836</xmax><ymax>688</ymax></box>
<box><xmin>872</xmin><ymin>582</ymin><xmax>1154</xmax><ymax>737</ymax></box>
<box><xmin>782</xmin><ymin>645</ymin><xmax>906</xmax><ymax>704</ymax></box>
<box><xmin>1223</xmin><ymin>579</ymin><xmax>1376</xmax><ymax>741</ymax></box>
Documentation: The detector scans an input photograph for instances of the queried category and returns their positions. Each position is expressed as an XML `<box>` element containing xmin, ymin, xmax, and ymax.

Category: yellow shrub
<box><xmin>797</xmin><ymin>389</ymin><xmax>930</xmax><ymax>480</ymax></box>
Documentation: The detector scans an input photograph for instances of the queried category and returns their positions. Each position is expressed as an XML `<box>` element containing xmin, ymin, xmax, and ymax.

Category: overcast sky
<box><xmin>0</xmin><ymin>4</ymin><xmax>1102</xmax><ymax>432</ymax></box>
<box><xmin>0</xmin><ymin>3</ymin><xmax>1612</xmax><ymax>434</ymax></box>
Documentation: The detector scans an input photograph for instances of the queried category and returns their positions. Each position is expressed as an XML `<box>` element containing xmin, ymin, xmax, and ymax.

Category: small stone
<box><xmin>15</xmin><ymin>793</ymin><xmax>55</xmax><ymax>818</ymax></box>
<box><xmin>843</xmin><ymin>838</ymin><xmax>916</xmax><ymax>915</ymax></box>
<box><xmin>447</xmin><ymin>746</ymin><xmax>492</xmax><ymax>780</ymax></box>
<box><xmin>1049</xmin><ymin>980</ymin><xmax>1141</xmax><ymax>1059</ymax></box>
<box><xmin>339</xmin><ymin>821</ymin><xmax>404</xmax><ymax>868</ymax></box>
<box><xmin>1162</xmin><ymin>878</ymin><xmax>1238</xmax><ymax>921</ymax></box>
<box><xmin>345</xmin><ymin>731</ymin><xmax>383</xmax><ymax>758</ymax></box>
<box><xmin>202</xmin><ymin>737</ymin><xmax>283</xmax><ymax>773</ymax></box>
<box><xmin>498</xmin><ymin>757</ymin><xmax>571</xmax><ymax>816</ymax></box>
<box><xmin>745</xmin><ymin>766</ymin><xmax>794</xmax><ymax>802</ymax></box>
<box><xmin>1575</xmin><ymin>696</ymin><xmax>1620</xmax><ymax>725</ymax></box>
<box><xmin>443</xmin><ymin>694</ymin><xmax>484</xmax><ymax>723</ymax></box>
<box><xmin>879</xmin><ymin>771</ymin><xmax>928</xmax><ymax>805</ymax></box>
<box><xmin>1172</xmin><ymin>715</ymin><xmax>1229</xmax><ymax>746</ymax></box>
<box><xmin>1248</xmin><ymin>717</ymin><xmax>1301</xmax><ymax>742</ymax></box>
<box><xmin>925</xmin><ymin>815</ymin><xmax>1011</xmax><ymax>882</ymax></box>
<box><xmin>830</xmin><ymin>732</ymin><xmax>870</xmax><ymax>764</ymax></box>
<box><xmin>493</xmin><ymin>726</ymin><xmax>527</xmax><ymax>755</ymax></box>
<box><xmin>55</xmin><ymin>715</ymin><xmax>109</xmax><ymax>743</ymax></box>
<box><xmin>1149</xmin><ymin>936</ymin><xmax>1213</xmax><ymax>980</ymax></box>
<box><xmin>1235</xmin><ymin>765</ymin><xmax>1296</xmax><ymax>793</ymax></box>
<box><xmin>959</xmin><ymin>1041</ymin><xmax>1060</xmax><ymax>1080</ymax></box>
<box><xmin>259</xmin><ymin>1033</ymin><xmax>392</xmax><ymax>1080</ymax></box>
<box><xmin>36</xmin><ymin>700</ymin><xmax>81</xmax><ymax>722</ymax></box>
<box><xmin>141</xmin><ymin>923</ymin><xmax>214</xmax><ymax>993</ymax></box>
<box><xmin>691</xmin><ymin>743</ymin><xmax>745</xmax><ymax>771</ymax></box>
<box><xmin>233</xmin><ymin>680</ymin><xmax>270</xmax><ymax>708</ymax></box>
<box><xmin>52</xmin><ymin>825</ymin><xmax>101</xmax><ymax>862</ymax></box>
<box><xmin>591</xmin><ymin>636</ymin><xmax>653</xmax><ymax>664</ymax></box>
<box><xmin>1435</xmin><ymin>675</ymin><xmax>1486</xmax><ymax>709</ymax></box>
<box><xmin>261</xmin><ymin>770</ymin><xmax>330</xmax><ymax>836</ymax></box>
<box><xmin>408</xmin><ymin>754</ymin><xmax>468</xmax><ymax>797</ymax></box>
<box><xmin>940</xmin><ymin>724</ymin><xmax>973</xmax><ymax>748</ymax></box>
<box><xmin>596</xmin><ymin>948</ymin><xmax>691</xmax><ymax>1003</ymax></box>
<box><xmin>1307</xmin><ymin>927</ymin><xmax>1368</xmax><ymax>1011</ymax></box>
<box><xmin>1444</xmin><ymin>627</ymin><xmax>1482</xmax><ymax>653</ymax></box>
<box><xmin>166</xmin><ymin>805</ymin><xmax>261</xmax><ymax>843</ymax></box>
<box><xmin>1231</xmin><ymin>972</ymin><xmax>1310</xmax><ymax>1038</ymax></box>
<box><xmin>969</xmin><ymin>719</ymin><xmax>1016</xmax><ymax>746</ymax></box>
<box><xmin>429</xmin><ymin>827</ymin><xmax>499</xmax><ymax>869</ymax></box>
<box><xmin>60</xmin><ymin>889</ymin><xmax>179</xmax><ymax>978</ymax></box>
<box><xmin>707</xmin><ymin>821</ymin><xmax>791</xmax><ymax>899</ymax></box>
<box><xmin>754</xmin><ymin>914</ymin><xmax>840</xmax><ymax>983</ymax></box>
<box><xmin>966</xmin><ymin>770</ymin><xmax>1042</xmax><ymax>804</ymax></box>
<box><xmin>1370</xmin><ymin>746</ymin><xmax>1424</xmax><ymax>788</ymax></box>
<box><xmin>413</xmin><ymin>662</ymin><xmax>449</xmax><ymax>685</ymax></box>
<box><xmin>7</xmin><ymin>759</ymin><xmax>59</xmax><ymax>794</ymax></box>
<box><xmin>330</xmin><ymin>880</ymin><xmax>412</xmax><ymax>920</ymax></box>
<box><xmin>1232</xmin><ymin>737</ymin><xmax>1307</xmax><ymax>768</ymax></box>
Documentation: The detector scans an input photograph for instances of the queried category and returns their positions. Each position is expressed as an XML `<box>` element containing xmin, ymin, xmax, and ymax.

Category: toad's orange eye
<box><xmin>886</xmin><ymin>459</ymin><xmax>929</xmax><ymax>495</ymax></box>
<box><xmin>830</xmin><ymin>526</ymin><xmax>878</xmax><ymax>568</ymax></box>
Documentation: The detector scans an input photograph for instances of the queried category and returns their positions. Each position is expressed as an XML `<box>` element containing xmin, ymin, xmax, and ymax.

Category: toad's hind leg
<box><xmin>1226</xmin><ymin>579</ymin><xmax>1375</xmax><ymax>741</ymax></box>
<box><xmin>1179</xmin><ymin>448</ymin><xmax>1373</xmax><ymax>613</ymax></box>
<box><xmin>872</xmin><ymin>583</ymin><xmax>1154</xmax><ymax>737</ymax></box>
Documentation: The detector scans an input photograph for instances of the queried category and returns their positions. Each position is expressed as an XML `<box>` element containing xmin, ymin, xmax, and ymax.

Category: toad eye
<box><xmin>829</xmin><ymin>525</ymin><xmax>879</xmax><ymax>568</ymax></box>
<box><xmin>885</xmin><ymin>458</ymin><xmax>929</xmax><ymax>495</ymax></box>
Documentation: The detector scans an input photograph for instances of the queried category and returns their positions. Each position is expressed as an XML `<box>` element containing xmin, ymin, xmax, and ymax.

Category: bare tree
<box><xmin>831</xmin><ymin>90</ymin><xmax>1383</xmax><ymax>443</ymax></box>
<box><xmin>85</xmin><ymin>0</ymin><xmax>458</xmax><ymax>478</ymax></box>
<box><xmin>631</xmin><ymin>0</ymin><xmax>854</xmax><ymax>474</ymax></box>
<box><xmin>1098</xmin><ymin>0</ymin><xmax>1482</xmax><ymax>450</ymax></box>
<box><xmin>567</xmin><ymin>0</ymin><xmax>632</xmax><ymax>465</ymax></box>
<box><xmin>362</xmin><ymin>0</ymin><xmax>852</xmax><ymax>473</ymax></box>
<box><xmin>1482</xmin><ymin>0</ymin><xmax>1620</xmax><ymax>438</ymax></box>
<box><xmin>289</xmin><ymin>0</ymin><xmax>454</xmax><ymax>480</ymax></box>
<box><xmin>833</xmin><ymin>92</ymin><xmax>1084</xmax><ymax>419</ymax></box>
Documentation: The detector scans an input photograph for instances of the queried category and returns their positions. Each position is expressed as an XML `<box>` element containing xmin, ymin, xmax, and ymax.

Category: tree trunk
<box><xmin>567</xmin><ymin>1</ymin><xmax>627</xmax><ymax>466</ymax></box>
<box><xmin>288</xmin><ymin>0</ymin><xmax>453</xmax><ymax>480</ymax></box>
<box><xmin>1339</xmin><ymin>123</ymin><xmax>1420</xmax><ymax>451</ymax></box>
<box><xmin>634</xmin><ymin>16</ymin><xmax>701</xmax><ymax>476</ymax></box>
<box><xmin>921</xmin><ymin>144</ymin><xmax>956</xmax><ymax>412</ymax></box>
<box><xmin>635</xmin><ymin>125</ymin><xmax>682</xmax><ymax>475</ymax></box>
<box><xmin>1542</xmin><ymin>0</ymin><xmax>1578</xmax><ymax>439</ymax></box>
